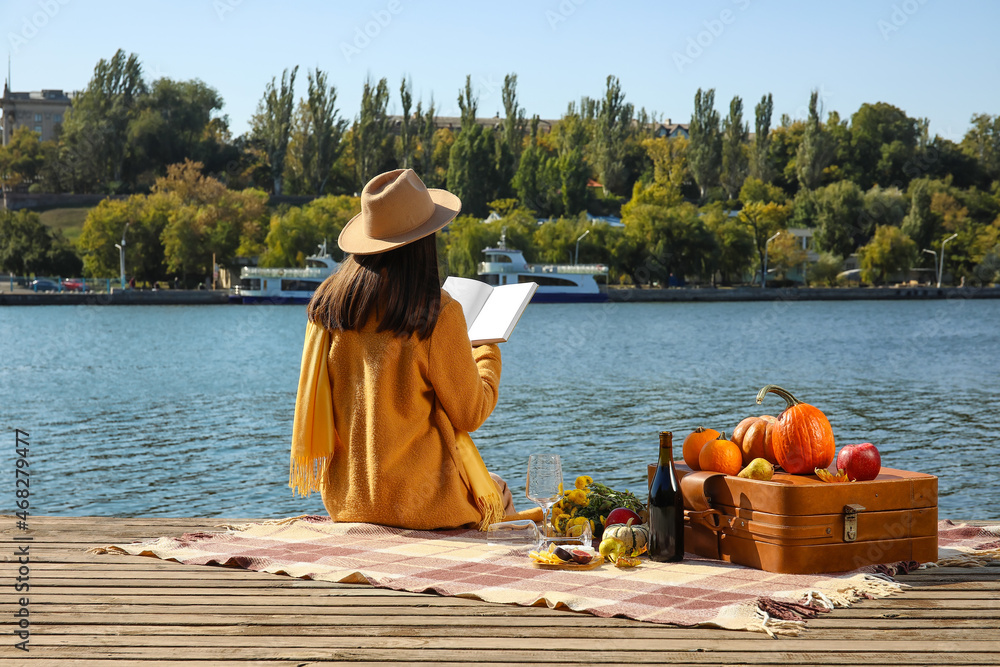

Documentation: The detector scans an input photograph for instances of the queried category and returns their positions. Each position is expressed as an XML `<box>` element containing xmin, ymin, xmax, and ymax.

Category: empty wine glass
<box><xmin>526</xmin><ymin>454</ymin><xmax>563</xmax><ymax>538</ymax></box>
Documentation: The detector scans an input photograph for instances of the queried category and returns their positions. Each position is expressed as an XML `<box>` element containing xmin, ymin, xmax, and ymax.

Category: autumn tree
<box><xmin>261</xmin><ymin>195</ymin><xmax>358</xmax><ymax>267</ymax></box>
<box><xmin>859</xmin><ymin>225</ymin><xmax>916</xmax><ymax>284</ymax></box>
<box><xmin>739</xmin><ymin>178</ymin><xmax>790</xmax><ymax>281</ymax></box>
<box><xmin>250</xmin><ymin>66</ymin><xmax>299</xmax><ymax>195</ymax></box>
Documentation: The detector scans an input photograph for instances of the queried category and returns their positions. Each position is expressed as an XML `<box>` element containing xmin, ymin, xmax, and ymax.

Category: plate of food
<box><xmin>529</xmin><ymin>544</ymin><xmax>603</xmax><ymax>570</ymax></box>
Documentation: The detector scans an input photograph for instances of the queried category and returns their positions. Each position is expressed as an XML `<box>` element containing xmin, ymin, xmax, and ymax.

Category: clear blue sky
<box><xmin>4</xmin><ymin>0</ymin><xmax>998</xmax><ymax>142</ymax></box>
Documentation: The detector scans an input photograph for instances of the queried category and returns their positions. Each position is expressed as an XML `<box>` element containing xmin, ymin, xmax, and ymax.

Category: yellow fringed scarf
<box><xmin>289</xmin><ymin>320</ymin><xmax>505</xmax><ymax>531</ymax></box>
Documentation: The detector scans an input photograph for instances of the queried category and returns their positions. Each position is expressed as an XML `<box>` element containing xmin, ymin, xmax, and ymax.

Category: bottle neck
<box><xmin>658</xmin><ymin>431</ymin><xmax>673</xmax><ymax>465</ymax></box>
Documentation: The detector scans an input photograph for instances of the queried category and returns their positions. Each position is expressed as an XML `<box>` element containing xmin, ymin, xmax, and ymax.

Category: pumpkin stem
<box><xmin>756</xmin><ymin>384</ymin><xmax>803</xmax><ymax>409</ymax></box>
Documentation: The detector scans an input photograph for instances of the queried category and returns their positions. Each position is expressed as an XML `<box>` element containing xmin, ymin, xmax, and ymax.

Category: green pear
<box><xmin>737</xmin><ymin>458</ymin><xmax>774</xmax><ymax>481</ymax></box>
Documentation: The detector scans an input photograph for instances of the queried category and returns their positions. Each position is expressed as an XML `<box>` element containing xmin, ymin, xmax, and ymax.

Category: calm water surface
<box><xmin>1</xmin><ymin>298</ymin><xmax>998</xmax><ymax>519</ymax></box>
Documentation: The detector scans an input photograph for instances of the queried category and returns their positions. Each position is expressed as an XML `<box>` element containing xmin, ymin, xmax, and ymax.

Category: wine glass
<box><xmin>526</xmin><ymin>454</ymin><xmax>563</xmax><ymax>539</ymax></box>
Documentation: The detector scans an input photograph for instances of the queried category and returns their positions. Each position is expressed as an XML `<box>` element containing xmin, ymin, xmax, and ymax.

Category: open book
<box><xmin>442</xmin><ymin>276</ymin><xmax>538</xmax><ymax>345</ymax></box>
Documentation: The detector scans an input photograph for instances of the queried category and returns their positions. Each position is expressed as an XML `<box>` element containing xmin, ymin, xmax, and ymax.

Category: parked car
<box><xmin>31</xmin><ymin>278</ymin><xmax>62</xmax><ymax>292</ymax></box>
<box><xmin>62</xmin><ymin>279</ymin><xmax>85</xmax><ymax>292</ymax></box>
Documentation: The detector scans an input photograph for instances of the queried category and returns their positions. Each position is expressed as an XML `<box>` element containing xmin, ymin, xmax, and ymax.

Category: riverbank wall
<box><xmin>3</xmin><ymin>285</ymin><xmax>997</xmax><ymax>305</ymax></box>
<box><xmin>0</xmin><ymin>290</ymin><xmax>230</xmax><ymax>305</ymax></box>
<box><xmin>606</xmin><ymin>285</ymin><xmax>1000</xmax><ymax>302</ymax></box>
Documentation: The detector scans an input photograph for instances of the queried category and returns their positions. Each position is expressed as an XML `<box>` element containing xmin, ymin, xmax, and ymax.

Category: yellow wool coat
<box><xmin>318</xmin><ymin>291</ymin><xmax>502</xmax><ymax>530</ymax></box>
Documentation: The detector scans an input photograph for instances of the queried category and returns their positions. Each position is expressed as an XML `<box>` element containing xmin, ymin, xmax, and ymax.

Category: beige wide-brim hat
<box><xmin>338</xmin><ymin>169</ymin><xmax>461</xmax><ymax>255</ymax></box>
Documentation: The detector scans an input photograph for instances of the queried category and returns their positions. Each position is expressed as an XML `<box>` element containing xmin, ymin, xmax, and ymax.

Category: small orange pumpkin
<box><xmin>682</xmin><ymin>427</ymin><xmax>720</xmax><ymax>470</ymax></box>
<box><xmin>756</xmin><ymin>385</ymin><xmax>835</xmax><ymax>474</ymax></box>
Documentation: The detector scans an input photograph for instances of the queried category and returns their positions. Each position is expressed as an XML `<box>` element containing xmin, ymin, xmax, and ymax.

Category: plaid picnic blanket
<box><xmin>90</xmin><ymin>518</ymin><xmax>1000</xmax><ymax>636</ymax></box>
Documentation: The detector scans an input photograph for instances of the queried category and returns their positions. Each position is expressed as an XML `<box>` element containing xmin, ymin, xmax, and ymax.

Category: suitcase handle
<box><xmin>686</xmin><ymin>508</ymin><xmax>724</xmax><ymax>532</ymax></box>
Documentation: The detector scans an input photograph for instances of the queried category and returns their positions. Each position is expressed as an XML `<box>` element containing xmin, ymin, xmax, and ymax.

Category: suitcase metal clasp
<box><xmin>843</xmin><ymin>504</ymin><xmax>866</xmax><ymax>542</ymax></box>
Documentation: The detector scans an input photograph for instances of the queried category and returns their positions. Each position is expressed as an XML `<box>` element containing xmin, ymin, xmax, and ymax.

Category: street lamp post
<box><xmin>575</xmin><ymin>229</ymin><xmax>590</xmax><ymax>265</ymax></box>
<box><xmin>115</xmin><ymin>222</ymin><xmax>130</xmax><ymax>289</ymax></box>
<box><xmin>938</xmin><ymin>233</ymin><xmax>958</xmax><ymax>288</ymax></box>
<box><xmin>762</xmin><ymin>231</ymin><xmax>781</xmax><ymax>288</ymax></box>
<box><xmin>922</xmin><ymin>248</ymin><xmax>938</xmax><ymax>286</ymax></box>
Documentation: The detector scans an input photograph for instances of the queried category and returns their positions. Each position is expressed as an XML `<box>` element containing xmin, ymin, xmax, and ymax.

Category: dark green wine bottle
<box><xmin>648</xmin><ymin>431</ymin><xmax>684</xmax><ymax>562</ymax></box>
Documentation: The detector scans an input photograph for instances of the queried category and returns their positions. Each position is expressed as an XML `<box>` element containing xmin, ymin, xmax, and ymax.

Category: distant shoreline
<box><xmin>2</xmin><ymin>285</ymin><xmax>997</xmax><ymax>306</ymax></box>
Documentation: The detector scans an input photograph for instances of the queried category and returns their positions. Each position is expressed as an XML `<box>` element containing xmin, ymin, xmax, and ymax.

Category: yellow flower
<box><xmin>567</xmin><ymin>489</ymin><xmax>588</xmax><ymax>506</ymax></box>
<box><xmin>575</xmin><ymin>475</ymin><xmax>593</xmax><ymax>490</ymax></box>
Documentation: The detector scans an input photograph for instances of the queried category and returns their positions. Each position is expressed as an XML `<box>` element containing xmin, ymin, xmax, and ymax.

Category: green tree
<box><xmin>414</xmin><ymin>99</ymin><xmax>437</xmax><ymax>184</ymax></box>
<box><xmin>60</xmin><ymin>49</ymin><xmax>147</xmax><ymax>191</ymax></box>
<box><xmin>299</xmin><ymin>68</ymin><xmax>347</xmax><ymax>195</ymax></box>
<box><xmin>703</xmin><ymin>202</ymin><xmax>754</xmax><ymax>285</ymax></box>
<box><xmin>796</xmin><ymin>90</ymin><xmax>832</xmax><ymax>190</ymax></box>
<box><xmin>513</xmin><ymin>116</ymin><xmax>546</xmax><ymax>214</ymax></box>
<box><xmin>353</xmin><ymin>76</ymin><xmax>392</xmax><ymax>187</ymax></box>
<box><xmin>749</xmin><ymin>93</ymin><xmax>774</xmax><ymax>183</ymax></box>
<box><xmin>807</xmin><ymin>252</ymin><xmax>844</xmax><ymax>286</ymax></box>
<box><xmin>621</xmin><ymin>183</ymin><xmax>715</xmax><ymax>285</ymax></box>
<box><xmin>494</xmin><ymin>73</ymin><xmax>525</xmax><ymax>197</ymax></box>
<box><xmin>688</xmin><ymin>88</ymin><xmax>722</xmax><ymax>201</ymax></box>
<box><xmin>592</xmin><ymin>75</ymin><xmax>633</xmax><ymax>196</ymax></box>
<box><xmin>901</xmin><ymin>178</ymin><xmax>938</xmax><ymax>251</ymax></box>
<box><xmin>0</xmin><ymin>209</ymin><xmax>81</xmax><ymax>277</ymax></box>
<box><xmin>250</xmin><ymin>66</ymin><xmax>299</xmax><ymax>195</ymax></box>
<box><xmin>961</xmin><ymin>113</ymin><xmax>1000</xmax><ymax>184</ymax></box>
<box><xmin>446</xmin><ymin>76</ymin><xmax>497</xmax><ymax>217</ymax></box>
<box><xmin>720</xmin><ymin>95</ymin><xmax>749</xmax><ymax>200</ymax></box>
<box><xmin>859</xmin><ymin>225</ymin><xmax>917</xmax><ymax>284</ymax></box>
<box><xmin>397</xmin><ymin>77</ymin><xmax>415</xmax><ymax>170</ymax></box>
<box><xmin>129</xmin><ymin>77</ymin><xmax>231</xmax><ymax>183</ymax></box>
<box><xmin>849</xmin><ymin>102</ymin><xmax>919</xmax><ymax>190</ymax></box>
<box><xmin>813</xmin><ymin>180</ymin><xmax>865</xmax><ymax>257</ymax></box>
<box><xmin>440</xmin><ymin>213</ymin><xmax>498</xmax><ymax>278</ymax></box>
<box><xmin>768</xmin><ymin>117</ymin><xmax>806</xmax><ymax>194</ymax></box>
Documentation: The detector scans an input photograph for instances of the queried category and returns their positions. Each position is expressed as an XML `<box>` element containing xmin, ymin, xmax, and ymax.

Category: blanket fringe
<box><xmin>751</xmin><ymin>604</ymin><xmax>807</xmax><ymax>638</ymax></box>
<box><xmin>932</xmin><ymin>547</ymin><xmax>1000</xmax><ymax>567</ymax></box>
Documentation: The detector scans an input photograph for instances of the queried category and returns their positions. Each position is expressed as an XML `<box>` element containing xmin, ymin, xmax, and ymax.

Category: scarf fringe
<box><xmin>474</xmin><ymin>492</ymin><xmax>506</xmax><ymax>532</ymax></box>
<box><xmin>289</xmin><ymin>455</ymin><xmax>328</xmax><ymax>498</ymax></box>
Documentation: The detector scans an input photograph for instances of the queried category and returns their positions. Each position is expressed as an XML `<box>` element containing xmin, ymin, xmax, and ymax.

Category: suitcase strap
<box><xmin>681</xmin><ymin>471</ymin><xmax>727</xmax><ymax>534</ymax></box>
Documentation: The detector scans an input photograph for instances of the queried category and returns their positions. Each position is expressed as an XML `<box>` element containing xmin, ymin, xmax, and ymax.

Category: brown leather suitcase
<box><xmin>646</xmin><ymin>463</ymin><xmax>938</xmax><ymax>574</ymax></box>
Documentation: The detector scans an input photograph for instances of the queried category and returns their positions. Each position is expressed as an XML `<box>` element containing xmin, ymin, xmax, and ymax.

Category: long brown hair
<box><xmin>308</xmin><ymin>235</ymin><xmax>441</xmax><ymax>339</ymax></box>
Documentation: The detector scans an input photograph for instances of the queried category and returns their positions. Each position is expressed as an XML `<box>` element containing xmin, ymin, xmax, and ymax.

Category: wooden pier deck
<box><xmin>3</xmin><ymin>515</ymin><xmax>999</xmax><ymax>665</ymax></box>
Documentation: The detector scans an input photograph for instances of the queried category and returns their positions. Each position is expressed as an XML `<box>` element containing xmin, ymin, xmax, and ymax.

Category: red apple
<box><xmin>604</xmin><ymin>507</ymin><xmax>642</xmax><ymax>527</ymax></box>
<box><xmin>836</xmin><ymin>443</ymin><xmax>882</xmax><ymax>481</ymax></box>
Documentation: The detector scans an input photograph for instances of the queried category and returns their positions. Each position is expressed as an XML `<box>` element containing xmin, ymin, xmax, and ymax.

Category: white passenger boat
<box><xmin>234</xmin><ymin>242</ymin><xmax>339</xmax><ymax>304</ymax></box>
<box><xmin>477</xmin><ymin>235</ymin><xmax>608</xmax><ymax>303</ymax></box>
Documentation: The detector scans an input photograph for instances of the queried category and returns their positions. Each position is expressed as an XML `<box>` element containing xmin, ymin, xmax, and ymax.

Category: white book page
<box><xmin>467</xmin><ymin>281</ymin><xmax>537</xmax><ymax>345</ymax></box>
<box><xmin>442</xmin><ymin>276</ymin><xmax>493</xmax><ymax>330</ymax></box>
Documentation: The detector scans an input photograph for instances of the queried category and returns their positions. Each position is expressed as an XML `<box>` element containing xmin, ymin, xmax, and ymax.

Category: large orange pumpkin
<box><xmin>756</xmin><ymin>385</ymin><xmax>835</xmax><ymax>474</ymax></box>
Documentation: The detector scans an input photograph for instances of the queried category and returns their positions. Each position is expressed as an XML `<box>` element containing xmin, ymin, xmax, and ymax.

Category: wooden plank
<box><xmin>5</xmin><ymin>646</ymin><xmax>1000</xmax><ymax>663</ymax></box>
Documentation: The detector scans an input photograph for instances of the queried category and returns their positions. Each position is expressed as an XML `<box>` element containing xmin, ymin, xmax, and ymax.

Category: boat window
<box><xmin>281</xmin><ymin>280</ymin><xmax>322</xmax><ymax>292</ymax></box>
<box><xmin>305</xmin><ymin>259</ymin><xmax>326</xmax><ymax>268</ymax></box>
<box><xmin>240</xmin><ymin>278</ymin><xmax>261</xmax><ymax>291</ymax></box>
<box><xmin>487</xmin><ymin>254</ymin><xmax>512</xmax><ymax>263</ymax></box>
<box><xmin>520</xmin><ymin>275</ymin><xmax>579</xmax><ymax>287</ymax></box>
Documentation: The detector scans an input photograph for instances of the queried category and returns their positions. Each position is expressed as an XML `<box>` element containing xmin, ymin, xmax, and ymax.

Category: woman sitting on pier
<box><xmin>289</xmin><ymin>169</ymin><xmax>515</xmax><ymax>530</ymax></box>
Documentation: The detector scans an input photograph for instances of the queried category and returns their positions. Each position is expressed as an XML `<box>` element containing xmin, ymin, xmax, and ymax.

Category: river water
<box><xmin>1</xmin><ymin>298</ymin><xmax>998</xmax><ymax>519</ymax></box>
